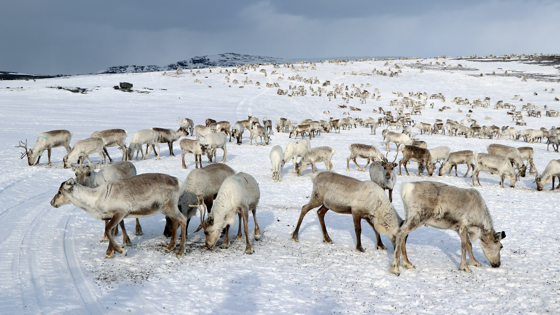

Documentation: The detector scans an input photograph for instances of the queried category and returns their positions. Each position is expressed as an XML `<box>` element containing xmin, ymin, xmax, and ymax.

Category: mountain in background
<box><xmin>99</xmin><ymin>53</ymin><xmax>285</xmax><ymax>74</ymax></box>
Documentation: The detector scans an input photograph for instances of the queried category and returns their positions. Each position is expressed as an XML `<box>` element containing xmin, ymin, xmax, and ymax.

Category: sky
<box><xmin>1</xmin><ymin>0</ymin><xmax>559</xmax><ymax>75</ymax></box>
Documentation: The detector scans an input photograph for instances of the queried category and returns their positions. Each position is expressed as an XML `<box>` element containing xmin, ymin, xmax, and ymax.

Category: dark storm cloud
<box><xmin>1</xmin><ymin>0</ymin><xmax>558</xmax><ymax>75</ymax></box>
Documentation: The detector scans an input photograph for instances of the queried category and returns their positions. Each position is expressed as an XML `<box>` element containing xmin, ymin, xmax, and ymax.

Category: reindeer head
<box><xmin>50</xmin><ymin>178</ymin><xmax>76</xmax><ymax>208</ymax></box>
<box><xmin>72</xmin><ymin>165</ymin><xmax>95</xmax><ymax>186</ymax></box>
<box><xmin>16</xmin><ymin>140</ymin><xmax>34</xmax><ymax>166</ymax></box>
<box><xmin>480</xmin><ymin>231</ymin><xmax>506</xmax><ymax>268</ymax></box>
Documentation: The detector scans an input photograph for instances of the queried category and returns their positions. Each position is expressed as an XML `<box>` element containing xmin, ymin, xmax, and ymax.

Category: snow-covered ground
<box><xmin>1</xmin><ymin>56</ymin><xmax>559</xmax><ymax>314</ymax></box>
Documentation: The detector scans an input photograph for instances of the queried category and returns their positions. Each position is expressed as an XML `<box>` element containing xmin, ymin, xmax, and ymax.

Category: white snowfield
<box><xmin>1</xmin><ymin>55</ymin><xmax>559</xmax><ymax>314</ymax></box>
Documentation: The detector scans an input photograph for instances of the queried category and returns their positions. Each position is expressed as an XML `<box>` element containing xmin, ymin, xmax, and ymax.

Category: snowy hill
<box><xmin>99</xmin><ymin>52</ymin><xmax>284</xmax><ymax>74</ymax></box>
<box><xmin>1</xmin><ymin>54</ymin><xmax>559</xmax><ymax>314</ymax></box>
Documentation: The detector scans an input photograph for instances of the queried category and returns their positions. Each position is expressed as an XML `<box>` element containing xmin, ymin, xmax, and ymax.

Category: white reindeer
<box><xmin>63</xmin><ymin>137</ymin><xmax>107</xmax><ymax>168</ymax></box>
<box><xmin>535</xmin><ymin>159</ymin><xmax>560</xmax><ymax>191</ymax></box>
<box><xmin>204</xmin><ymin>132</ymin><xmax>227</xmax><ymax>163</ymax></box>
<box><xmin>438</xmin><ymin>150</ymin><xmax>476</xmax><ymax>177</ymax></box>
<box><xmin>291</xmin><ymin>172</ymin><xmax>402</xmax><ymax>252</ymax></box>
<box><xmin>17</xmin><ymin>130</ymin><xmax>72</xmax><ymax>166</ymax></box>
<box><xmin>284</xmin><ymin>139</ymin><xmax>311</xmax><ymax>173</ymax></box>
<box><xmin>196</xmin><ymin>172</ymin><xmax>261</xmax><ymax>254</ymax></box>
<box><xmin>163</xmin><ymin>163</ymin><xmax>235</xmax><ymax>237</ymax></box>
<box><xmin>270</xmin><ymin>145</ymin><xmax>285</xmax><ymax>182</ymax></box>
<box><xmin>295</xmin><ymin>146</ymin><xmax>335</xmax><ymax>175</ymax></box>
<box><xmin>126</xmin><ymin>129</ymin><xmax>160</xmax><ymax>160</ymax></box>
<box><xmin>472</xmin><ymin>153</ymin><xmax>517</xmax><ymax>188</ymax></box>
<box><xmin>390</xmin><ymin>181</ymin><xmax>506</xmax><ymax>275</ymax></box>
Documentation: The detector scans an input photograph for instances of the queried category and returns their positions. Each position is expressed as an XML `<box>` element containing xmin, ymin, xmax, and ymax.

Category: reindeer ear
<box><xmin>495</xmin><ymin>231</ymin><xmax>506</xmax><ymax>241</ymax></box>
<box><xmin>207</xmin><ymin>216</ymin><xmax>214</xmax><ymax>226</ymax></box>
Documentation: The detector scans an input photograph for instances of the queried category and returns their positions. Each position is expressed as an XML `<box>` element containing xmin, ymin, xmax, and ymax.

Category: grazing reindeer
<box><xmin>390</xmin><ymin>181</ymin><xmax>506</xmax><ymax>275</ymax></box>
<box><xmin>472</xmin><ymin>153</ymin><xmax>517</xmax><ymax>188</ymax></box>
<box><xmin>17</xmin><ymin>130</ymin><xmax>72</xmax><ymax>166</ymax></box>
<box><xmin>398</xmin><ymin>145</ymin><xmax>434</xmax><ymax>176</ymax></box>
<box><xmin>72</xmin><ymin>161</ymin><xmax>142</xmax><ymax>241</ymax></box>
<box><xmin>291</xmin><ymin>172</ymin><xmax>402</xmax><ymax>252</ymax></box>
<box><xmin>487</xmin><ymin>144</ymin><xmax>527</xmax><ymax>177</ymax></box>
<box><xmin>535</xmin><ymin>159</ymin><xmax>560</xmax><ymax>191</ymax></box>
<box><xmin>163</xmin><ymin>163</ymin><xmax>235</xmax><ymax>237</ymax></box>
<box><xmin>50</xmin><ymin>173</ymin><xmax>188</xmax><ymax>258</ymax></box>
<box><xmin>180</xmin><ymin>139</ymin><xmax>207</xmax><ymax>169</ymax></box>
<box><xmin>63</xmin><ymin>137</ymin><xmax>107</xmax><ymax>168</ymax></box>
<box><xmin>196</xmin><ymin>172</ymin><xmax>261</xmax><ymax>254</ymax></box>
<box><xmin>90</xmin><ymin>129</ymin><xmax>128</xmax><ymax>163</ymax></box>
<box><xmin>439</xmin><ymin>150</ymin><xmax>476</xmax><ymax>177</ymax></box>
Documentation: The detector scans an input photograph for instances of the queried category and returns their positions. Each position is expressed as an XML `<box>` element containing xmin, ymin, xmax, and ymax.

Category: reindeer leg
<box><xmin>316</xmin><ymin>205</ymin><xmax>334</xmax><ymax>244</ymax></box>
<box><xmin>388</xmin><ymin>189</ymin><xmax>393</xmax><ymax>203</ymax></box>
<box><xmin>120</xmin><ymin>220</ymin><xmax>131</xmax><ymax>246</ymax></box>
<box><xmin>459</xmin><ymin>227</ymin><xmax>472</xmax><ymax>273</ymax></box>
<box><xmin>292</xmin><ymin>198</ymin><xmax>322</xmax><ymax>242</ymax></box>
<box><xmin>242</xmin><ymin>210</ymin><xmax>254</xmax><ymax>254</ymax></box>
<box><xmin>403</xmin><ymin>160</ymin><xmax>410</xmax><ymax>176</ymax></box>
<box><xmin>352</xmin><ymin>213</ymin><xmax>366</xmax><ymax>252</ymax></box>
<box><xmin>165</xmin><ymin>218</ymin><xmax>178</xmax><ymax>252</ymax></box>
<box><xmin>103</xmin><ymin>147</ymin><xmax>113</xmax><ymax>164</ymax></box>
<box><xmin>163</xmin><ymin>216</ymin><xmax>173</xmax><ymax>237</ymax></box>
<box><xmin>362</xmin><ymin>159</ymin><xmax>371</xmax><ymax>172</ymax></box>
<box><xmin>105</xmin><ymin>213</ymin><xmax>127</xmax><ymax>258</ymax></box>
<box><xmin>465</xmin><ymin>237</ymin><xmax>481</xmax><ymax>267</ymax></box>
<box><xmin>168</xmin><ymin>142</ymin><xmax>174</xmax><ymax>156</ymax></box>
<box><xmin>221</xmin><ymin>225</ymin><xmax>231</xmax><ymax>248</ymax></box>
<box><xmin>364</xmin><ymin>217</ymin><xmax>385</xmax><ymax>250</ymax></box>
<box><xmin>135</xmin><ymin>218</ymin><xmax>143</xmax><ymax>236</ymax></box>
<box><xmin>252</xmin><ymin>208</ymin><xmax>261</xmax><ymax>240</ymax></box>
<box><xmin>181</xmin><ymin>152</ymin><xmax>187</xmax><ymax>169</ymax></box>
<box><xmin>352</xmin><ymin>158</ymin><xmax>362</xmax><ymax>171</ymax></box>
<box><xmin>235</xmin><ymin>212</ymin><xmax>243</xmax><ymax>240</ymax></box>
<box><xmin>46</xmin><ymin>149</ymin><xmax>52</xmax><ymax>166</ymax></box>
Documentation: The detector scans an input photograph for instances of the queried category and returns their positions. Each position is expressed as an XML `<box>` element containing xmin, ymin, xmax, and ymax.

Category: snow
<box><xmin>1</xmin><ymin>56</ymin><xmax>559</xmax><ymax>314</ymax></box>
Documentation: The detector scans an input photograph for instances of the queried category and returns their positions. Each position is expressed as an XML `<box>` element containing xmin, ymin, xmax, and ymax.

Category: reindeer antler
<box><xmin>15</xmin><ymin>140</ymin><xmax>28</xmax><ymax>159</ymax></box>
<box><xmin>188</xmin><ymin>195</ymin><xmax>208</xmax><ymax>225</ymax></box>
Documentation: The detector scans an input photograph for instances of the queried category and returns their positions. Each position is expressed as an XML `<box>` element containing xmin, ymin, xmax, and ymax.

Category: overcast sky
<box><xmin>1</xmin><ymin>0</ymin><xmax>559</xmax><ymax>75</ymax></box>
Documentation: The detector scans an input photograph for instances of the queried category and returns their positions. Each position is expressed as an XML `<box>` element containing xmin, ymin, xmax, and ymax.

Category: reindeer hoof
<box><xmin>356</xmin><ymin>247</ymin><xmax>366</xmax><ymax>253</ymax></box>
<box><xmin>377</xmin><ymin>245</ymin><xmax>387</xmax><ymax>250</ymax></box>
<box><xmin>220</xmin><ymin>243</ymin><xmax>230</xmax><ymax>249</ymax></box>
<box><xmin>245</xmin><ymin>248</ymin><xmax>254</xmax><ymax>255</ymax></box>
<box><xmin>469</xmin><ymin>261</ymin><xmax>482</xmax><ymax>267</ymax></box>
<box><xmin>323</xmin><ymin>238</ymin><xmax>334</xmax><ymax>244</ymax></box>
<box><xmin>402</xmin><ymin>262</ymin><xmax>415</xmax><ymax>270</ymax></box>
<box><xmin>254</xmin><ymin>234</ymin><xmax>261</xmax><ymax>241</ymax></box>
<box><xmin>459</xmin><ymin>265</ymin><xmax>472</xmax><ymax>273</ymax></box>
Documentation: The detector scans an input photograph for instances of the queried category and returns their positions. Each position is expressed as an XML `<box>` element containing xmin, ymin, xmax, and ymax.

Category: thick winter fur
<box><xmin>390</xmin><ymin>181</ymin><xmax>506</xmax><ymax>275</ymax></box>
<box><xmin>487</xmin><ymin>144</ymin><xmax>527</xmax><ymax>177</ymax></box>
<box><xmin>369</xmin><ymin>161</ymin><xmax>398</xmax><ymax>202</ymax></box>
<box><xmin>346</xmin><ymin>143</ymin><xmax>385</xmax><ymax>171</ymax></box>
<box><xmin>127</xmin><ymin>129</ymin><xmax>160</xmax><ymax>160</ymax></box>
<box><xmin>204</xmin><ymin>132</ymin><xmax>227</xmax><ymax>163</ymax></box>
<box><xmin>198</xmin><ymin>172</ymin><xmax>261</xmax><ymax>254</ymax></box>
<box><xmin>472</xmin><ymin>153</ymin><xmax>517</xmax><ymax>188</ymax></box>
<box><xmin>284</xmin><ymin>139</ymin><xmax>311</xmax><ymax>173</ymax></box>
<box><xmin>290</xmin><ymin>124</ymin><xmax>313</xmax><ymax>140</ymax></box>
<box><xmin>24</xmin><ymin>129</ymin><xmax>72</xmax><ymax>166</ymax></box>
<box><xmin>517</xmin><ymin>147</ymin><xmax>537</xmax><ymax>175</ymax></box>
<box><xmin>163</xmin><ymin>163</ymin><xmax>235</xmax><ymax>237</ymax></box>
<box><xmin>270</xmin><ymin>145</ymin><xmax>285</xmax><ymax>182</ymax></box>
<box><xmin>291</xmin><ymin>172</ymin><xmax>402</xmax><ymax>252</ymax></box>
<box><xmin>439</xmin><ymin>150</ymin><xmax>476</xmax><ymax>177</ymax></box>
<box><xmin>151</xmin><ymin>127</ymin><xmax>188</xmax><ymax>156</ymax></box>
<box><xmin>178</xmin><ymin>117</ymin><xmax>194</xmax><ymax>136</ymax></box>
<box><xmin>251</xmin><ymin>124</ymin><xmax>270</xmax><ymax>145</ymax></box>
<box><xmin>295</xmin><ymin>146</ymin><xmax>335</xmax><ymax>175</ymax></box>
<box><xmin>50</xmin><ymin>173</ymin><xmax>187</xmax><ymax>258</ymax></box>
<box><xmin>90</xmin><ymin>129</ymin><xmax>128</xmax><ymax>163</ymax></box>
<box><xmin>180</xmin><ymin>138</ymin><xmax>207</xmax><ymax>169</ymax></box>
<box><xmin>398</xmin><ymin>145</ymin><xmax>434</xmax><ymax>176</ymax></box>
<box><xmin>382</xmin><ymin>130</ymin><xmax>412</xmax><ymax>152</ymax></box>
<box><xmin>195</xmin><ymin>125</ymin><xmax>214</xmax><ymax>141</ymax></box>
<box><xmin>535</xmin><ymin>159</ymin><xmax>560</xmax><ymax>191</ymax></box>
<box><xmin>63</xmin><ymin>137</ymin><xmax>106</xmax><ymax>168</ymax></box>
<box><xmin>72</xmin><ymin>161</ymin><xmax>141</xmax><ymax>240</ymax></box>
<box><xmin>232</xmin><ymin>121</ymin><xmax>245</xmax><ymax>144</ymax></box>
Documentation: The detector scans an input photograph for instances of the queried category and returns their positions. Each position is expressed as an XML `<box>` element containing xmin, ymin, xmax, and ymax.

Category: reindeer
<box><xmin>487</xmin><ymin>144</ymin><xmax>527</xmax><ymax>177</ymax></box>
<box><xmin>472</xmin><ymin>153</ymin><xmax>517</xmax><ymax>188</ymax></box>
<box><xmin>17</xmin><ymin>130</ymin><xmax>72</xmax><ymax>166</ymax></box>
<box><xmin>50</xmin><ymin>173</ymin><xmax>188</xmax><ymax>258</ymax></box>
<box><xmin>72</xmin><ymin>161</ymin><xmax>141</xmax><ymax>241</ymax></box>
<box><xmin>196</xmin><ymin>172</ymin><xmax>261</xmax><ymax>254</ymax></box>
<box><xmin>535</xmin><ymin>159</ymin><xmax>560</xmax><ymax>191</ymax></box>
<box><xmin>398</xmin><ymin>145</ymin><xmax>434</xmax><ymax>176</ymax></box>
<box><xmin>151</xmin><ymin>127</ymin><xmax>188</xmax><ymax>156</ymax></box>
<box><xmin>346</xmin><ymin>143</ymin><xmax>385</xmax><ymax>171</ymax></box>
<box><xmin>180</xmin><ymin>139</ymin><xmax>207</xmax><ymax>169</ymax></box>
<box><xmin>439</xmin><ymin>150</ymin><xmax>476</xmax><ymax>177</ymax></box>
<box><xmin>63</xmin><ymin>137</ymin><xmax>107</xmax><ymax>168</ymax></box>
<box><xmin>368</xmin><ymin>153</ymin><xmax>398</xmax><ymax>202</ymax></box>
<box><xmin>390</xmin><ymin>181</ymin><xmax>506</xmax><ymax>275</ymax></box>
<box><xmin>90</xmin><ymin>129</ymin><xmax>128</xmax><ymax>163</ymax></box>
<box><xmin>382</xmin><ymin>130</ymin><xmax>412</xmax><ymax>152</ymax></box>
<box><xmin>291</xmin><ymin>172</ymin><xmax>402</xmax><ymax>252</ymax></box>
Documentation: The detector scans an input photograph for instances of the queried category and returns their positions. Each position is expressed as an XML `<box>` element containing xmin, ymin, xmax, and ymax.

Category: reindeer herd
<box><xmin>14</xmin><ymin>60</ymin><xmax>560</xmax><ymax>276</ymax></box>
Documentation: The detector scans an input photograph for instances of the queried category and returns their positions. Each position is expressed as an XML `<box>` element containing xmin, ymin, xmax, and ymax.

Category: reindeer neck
<box><xmin>66</xmin><ymin>185</ymin><xmax>103</xmax><ymax>215</ymax></box>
